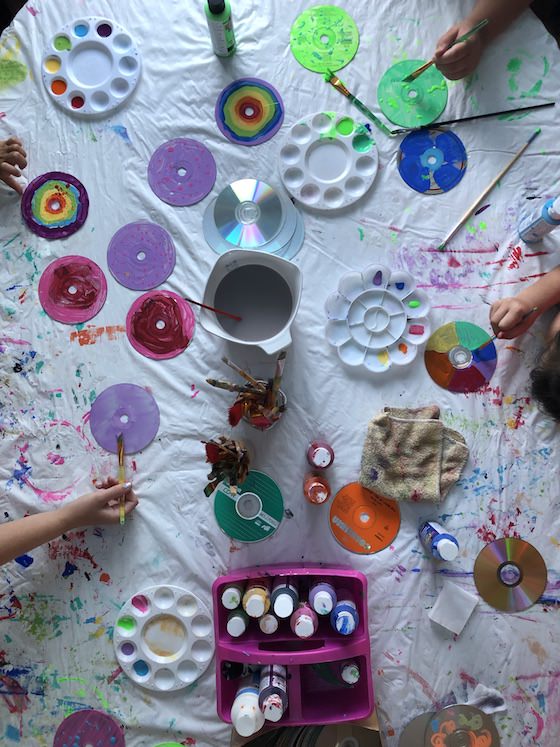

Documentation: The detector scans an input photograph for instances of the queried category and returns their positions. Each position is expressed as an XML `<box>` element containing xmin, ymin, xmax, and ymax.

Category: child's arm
<box><xmin>490</xmin><ymin>266</ymin><xmax>560</xmax><ymax>339</ymax></box>
<box><xmin>0</xmin><ymin>478</ymin><xmax>138</xmax><ymax>566</ymax></box>
<box><xmin>0</xmin><ymin>137</ymin><xmax>27</xmax><ymax>194</ymax></box>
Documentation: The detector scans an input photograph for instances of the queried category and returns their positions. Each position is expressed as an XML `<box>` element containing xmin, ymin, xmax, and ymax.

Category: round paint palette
<box><xmin>398</xmin><ymin>128</ymin><xmax>467</xmax><ymax>195</ymax></box>
<box><xmin>114</xmin><ymin>585</ymin><xmax>215</xmax><ymax>692</ymax></box>
<box><xmin>214</xmin><ymin>470</ymin><xmax>284</xmax><ymax>543</ymax></box>
<box><xmin>42</xmin><ymin>17</ymin><xmax>141</xmax><ymax>117</ymax></box>
<box><xmin>377</xmin><ymin>60</ymin><xmax>448</xmax><ymax>128</ymax></box>
<box><xmin>21</xmin><ymin>171</ymin><xmax>88</xmax><ymax>239</ymax></box>
<box><xmin>424</xmin><ymin>321</ymin><xmax>497</xmax><ymax>393</ymax></box>
<box><xmin>89</xmin><ymin>383</ymin><xmax>160</xmax><ymax>454</ymax></box>
<box><xmin>38</xmin><ymin>255</ymin><xmax>107</xmax><ymax>324</ymax></box>
<box><xmin>148</xmin><ymin>138</ymin><xmax>217</xmax><ymax>206</ymax></box>
<box><xmin>53</xmin><ymin>709</ymin><xmax>124</xmax><ymax>747</ymax></box>
<box><xmin>126</xmin><ymin>290</ymin><xmax>196</xmax><ymax>360</ymax></box>
<box><xmin>325</xmin><ymin>265</ymin><xmax>430</xmax><ymax>373</ymax></box>
<box><xmin>290</xmin><ymin>5</ymin><xmax>359</xmax><ymax>73</ymax></box>
<box><xmin>215</xmin><ymin>78</ymin><xmax>285</xmax><ymax>146</ymax></box>
<box><xmin>107</xmin><ymin>220</ymin><xmax>176</xmax><ymax>290</ymax></box>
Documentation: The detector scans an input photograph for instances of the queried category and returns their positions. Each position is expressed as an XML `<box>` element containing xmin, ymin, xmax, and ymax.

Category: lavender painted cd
<box><xmin>21</xmin><ymin>171</ymin><xmax>89</xmax><ymax>239</ymax></box>
<box><xmin>53</xmin><ymin>709</ymin><xmax>125</xmax><ymax>747</ymax></box>
<box><xmin>148</xmin><ymin>138</ymin><xmax>217</xmax><ymax>206</ymax></box>
<box><xmin>90</xmin><ymin>383</ymin><xmax>160</xmax><ymax>454</ymax></box>
<box><xmin>38</xmin><ymin>255</ymin><xmax>107</xmax><ymax>324</ymax></box>
<box><xmin>107</xmin><ymin>221</ymin><xmax>176</xmax><ymax>290</ymax></box>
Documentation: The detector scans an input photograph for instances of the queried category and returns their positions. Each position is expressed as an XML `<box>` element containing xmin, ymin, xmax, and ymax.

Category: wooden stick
<box><xmin>437</xmin><ymin>128</ymin><xmax>541</xmax><ymax>251</ymax></box>
<box><xmin>221</xmin><ymin>356</ymin><xmax>266</xmax><ymax>390</ymax></box>
<box><xmin>206</xmin><ymin>378</ymin><xmax>264</xmax><ymax>395</ymax></box>
<box><xmin>117</xmin><ymin>432</ymin><xmax>126</xmax><ymax>526</ymax></box>
<box><xmin>184</xmin><ymin>298</ymin><xmax>242</xmax><ymax>322</ymax></box>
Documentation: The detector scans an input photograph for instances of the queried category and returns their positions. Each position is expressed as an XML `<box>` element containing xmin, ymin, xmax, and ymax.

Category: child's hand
<box><xmin>0</xmin><ymin>137</ymin><xmax>27</xmax><ymax>194</ymax></box>
<box><xmin>60</xmin><ymin>477</ymin><xmax>139</xmax><ymax>529</ymax></box>
<box><xmin>490</xmin><ymin>297</ymin><xmax>536</xmax><ymax>339</ymax></box>
<box><xmin>434</xmin><ymin>22</ymin><xmax>485</xmax><ymax>80</ymax></box>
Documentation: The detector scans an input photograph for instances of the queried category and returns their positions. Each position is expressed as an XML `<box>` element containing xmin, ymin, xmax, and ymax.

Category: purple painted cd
<box><xmin>148</xmin><ymin>138</ymin><xmax>216</xmax><ymax>206</ymax></box>
<box><xmin>107</xmin><ymin>221</ymin><xmax>176</xmax><ymax>290</ymax></box>
<box><xmin>89</xmin><ymin>383</ymin><xmax>160</xmax><ymax>454</ymax></box>
<box><xmin>21</xmin><ymin>171</ymin><xmax>89</xmax><ymax>239</ymax></box>
<box><xmin>53</xmin><ymin>709</ymin><xmax>125</xmax><ymax>747</ymax></box>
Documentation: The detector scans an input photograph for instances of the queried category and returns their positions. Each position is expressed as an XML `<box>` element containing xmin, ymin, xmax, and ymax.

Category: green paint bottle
<box><xmin>205</xmin><ymin>0</ymin><xmax>236</xmax><ymax>57</ymax></box>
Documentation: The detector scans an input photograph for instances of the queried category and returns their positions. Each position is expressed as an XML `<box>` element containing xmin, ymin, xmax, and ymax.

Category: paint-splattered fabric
<box><xmin>1</xmin><ymin>1</ymin><xmax>560</xmax><ymax>746</ymax></box>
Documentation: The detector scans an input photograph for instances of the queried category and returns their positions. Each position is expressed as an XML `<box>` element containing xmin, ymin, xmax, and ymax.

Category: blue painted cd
<box><xmin>398</xmin><ymin>128</ymin><xmax>467</xmax><ymax>195</ymax></box>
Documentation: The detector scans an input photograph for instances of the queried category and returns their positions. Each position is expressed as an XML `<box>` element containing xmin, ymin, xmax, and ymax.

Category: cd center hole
<box><xmin>320</xmin><ymin>34</ymin><xmax>329</xmax><ymax>44</ymax></box>
<box><xmin>244</xmin><ymin>105</ymin><xmax>254</xmax><ymax>116</ymax></box>
<box><xmin>67</xmin><ymin>284</ymin><xmax>78</xmax><ymax>295</ymax></box>
<box><xmin>136</xmin><ymin>251</ymin><xmax>146</xmax><ymax>261</ymax></box>
<box><xmin>120</xmin><ymin>414</ymin><xmax>129</xmax><ymax>424</ymax></box>
<box><xmin>155</xmin><ymin>319</ymin><xmax>166</xmax><ymax>330</ymax></box>
<box><xmin>177</xmin><ymin>167</ymin><xmax>187</xmax><ymax>177</ymax></box>
<box><xmin>499</xmin><ymin>561</ymin><xmax>522</xmax><ymax>587</ymax></box>
<box><xmin>407</xmin><ymin>89</ymin><xmax>418</xmax><ymax>99</ymax></box>
<box><xmin>360</xmin><ymin>512</ymin><xmax>370</xmax><ymax>524</ymax></box>
<box><xmin>427</xmin><ymin>155</ymin><xmax>437</xmax><ymax>165</ymax></box>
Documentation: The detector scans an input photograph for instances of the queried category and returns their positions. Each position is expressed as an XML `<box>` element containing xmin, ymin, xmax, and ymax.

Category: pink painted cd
<box><xmin>38</xmin><ymin>255</ymin><xmax>107</xmax><ymax>324</ymax></box>
<box><xmin>107</xmin><ymin>220</ymin><xmax>176</xmax><ymax>290</ymax></box>
<box><xmin>53</xmin><ymin>708</ymin><xmax>125</xmax><ymax>747</ymax></box>
<box><xmin>148</xmin><ymin>138</ymin><xmax>217</xmax><ymax>206</ymax></box>
<box><xmin>21</xmin><ymin>171</ymin><xmax>89</xmax><ymax>239</ymax></box>
<box><xmin>126</xmin><ymin>290</ymin><xmax>195</xmax><ymax>360</ymax></box>
<box><xmin>89</xmin><ymin>383</ymin><xmax>160</xmax><ymax>454</ymax></box>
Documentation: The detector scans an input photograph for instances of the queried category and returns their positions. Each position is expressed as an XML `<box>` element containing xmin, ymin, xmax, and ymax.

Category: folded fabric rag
<box><xmin>359</xmin><ymin>405</ymin><xmax>469</xmax><ymax>502</ymax></box>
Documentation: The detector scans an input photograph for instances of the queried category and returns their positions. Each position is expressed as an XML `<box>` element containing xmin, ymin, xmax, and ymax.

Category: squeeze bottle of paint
<box><xmin>340</xmin><ymin>659</ymin><xmax>360</xmax><ymax>685</ymax></box>
<box><xmin>242</xmin><ymin>578</ymin><xmax>271</xmax><ymax>618</ymax></box>
<box><xmin>231</xmin><ymin>671</ymin><xmax>265</xmax><ymax>737</ymax></box>
<box><xmin>307</xmin><ymin>440</ymin><xmax>335</xmax><ymax>469</ymax></box>
<box><xmin>204</xmin><ymin>0</ymin><xmax>236</xmax><ymax>57</ymax></box>
<box><xmin>330</xmin><ymin>591</ymin><xmax>359</xmax><ymax>635</ymax></box>
<box><xmin>290</xmin><ymin>602</ymin><xmax>319</xmax><ymax>639</ymax></box>
<box><xmin>308</xmin><ymin>580</ymin><xmax>337</xmax><ymax>616</ymax></box>
<box><xmin>227</xmin><ymin>608</ymin><xmax>249</xmax><ymax>638</ymax></box>
<box><xmin>419</xmin><ymin>519</ymin><xmax>459</xmax><ymax>561</ymax></box>
<box><xmin>258</xmin><ymin>613</ymin><xmax>279</xmax><ymax>635</ymax></box>
<box><xmin>259</xmin><ymin>664</ymin><xmax>288</xmax><ymax>722</ymax></box>
<box><xmin>271</xmin><ymin>577</ymin><xmax>299</xmax><ymax>618</ymax></box>
<box><xmin>303</xmin><ymin>473</ymin><xmax>331</xmax><ymax>505</ymax></box>
<box><xmin>519</xmin><ymin>196</ymin><xmax>560</xmax><ymax>243</ymax></box>
<box><xmin>221</xmin><ymin>582</ymin><xmax>244</xmax><ymax>610</ymax></box>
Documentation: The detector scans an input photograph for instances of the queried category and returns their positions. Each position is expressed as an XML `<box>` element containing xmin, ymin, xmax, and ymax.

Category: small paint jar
<box><xmin>242</xmin><ymin>380</ymin><xmax>287</xmax><ymax>432</ymax></box>
<box><xmin>221</xmin><ymin>582</ymin><xmax>244</xmax><ymax>610</ymax></box>
<box><xmin>330</xmin><ymin>591</ymin><xmax>359</xmax><ymax>636</ymax></box>
<box><xmin>258</xmin><ymin>613</ymin><xmax>279</xmax><ymax>635</ymax></box>
<box><xmin>307</xmin><ymin>440</ymin><xmax>335</xmax><ymax>469</ymax></box>
<box><xmin>227</xmin><ymin>608</ymin><xmax>249</xmax><ymax>638</ymax></box>
<box><xmin>290</xmin><ymin>602</ymin><xmax>318</xmax><ymax>639</ymax></box>
<box><xmin>259</xmin><ymin>664</ymin><xmax>288</xmax><ymax>722</ymax></box>
<box><xmin>271</xmin><ymin>577</ymin><xmax>299</xmax><ymax>619</ymax></box>
<box><xmin>340</xmin><ymin>659</ymin><xmax>360</xmax><ymax>685</ymax></box>
<box><xmin>308</xmin><ymin>580</ymin><xmax>337</xmax><ymax>616</ymax></box>
<box><xmin>242</xmin><ymin>577</ymin><xmax>272</xmax><ymax>618</ymax></box>
<box><xmin>303</xmin><ymin>473</ymin><xmax>331</xmax><ymax>505</ymax></box>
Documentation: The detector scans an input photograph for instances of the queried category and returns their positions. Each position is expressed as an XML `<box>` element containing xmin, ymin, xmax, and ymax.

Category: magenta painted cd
<box><xmin>126</xmin><ymin>290</ymin><xmax>195</xmax><ymax>360</ymax></box>
<box><xmin>89</xmin><ymin>383</ymin><xmax>160</xmax><ymax>454</ymax></box>
<box><xmin>38</xmin><ymin>255</ymin><xmax>107</xmax><ymax>324</ymax></box>
<box><xmin>107</xmin><ymin>220</ymin><xmax>176</xmax><ymax>290</ymax></box>
<box><xmin>21</xmin><ymin>171</ymin><xmax>88</xmax><ymax>239</ymax></box>
<box><xmin>53</xmin><ymin>709</ymin><xmax>125</xmax><ymax>747</ymax></box>
<box><xmin>148</xmin><ymin>138</ymin><xmax>216</xmax><ymax>206</ymax></box>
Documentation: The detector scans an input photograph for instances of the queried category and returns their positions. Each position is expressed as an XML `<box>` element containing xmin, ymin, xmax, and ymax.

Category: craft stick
<box><xmin>184</xmin><ymin>297</ymin><xmax>242</xmax><ymax>321</ymax></box>
<box><xmin>437</xmin><ymin>128</ymin><xmax>541</xmax><ymax>251</ymax></box>
<box><xmin>117</xmin><ymin>432</ymin><xmax>126</xmax><ymax>526</ymax></box>
<box><xmin>206</xmin><ymin>378</ymin><xmax>264</xmax><ymax>395</ymax></box>
<box><xmin>220</xmin><ymin>356</ymin><xmax>266</xmax><ymax>389</ymax></box>
<box><xmin>325</xmin><ymin>70</ymin><xmax>395</xmax><ymax>137</ymax></box>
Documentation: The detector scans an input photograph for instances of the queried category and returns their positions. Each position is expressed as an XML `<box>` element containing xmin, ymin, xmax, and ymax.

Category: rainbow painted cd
<box><xmin>215</xmin><ymin>78</ymin><xmax>284</xmax><ymax>146</ymax></box>
<box><xmin>377</xmin><ymin>61</ymin><xmax>447</xmax><ymax>128</ymax></box>
<box><xmin>21</xmin><ymin>171</ymin><xmax>88</xmax><ymax>239</ymax></box>
<box><xmin>398</xmin><ymin>128</ymin><xmax>467</xmax><ymax>194</ymax></box>
<box><xmin>474</xmin><ymin>537</ymin><xmax>547</xmax><ymax>613</ymax></box>
<box><xmin>290</xmin><ymin>5</ymin><xmax>359</xmax><ymax>73</ymax></box>
<box><xmin>424</xmin><ymin>321</ymin><xmax>496</xmax><ymax>393</ymax></box>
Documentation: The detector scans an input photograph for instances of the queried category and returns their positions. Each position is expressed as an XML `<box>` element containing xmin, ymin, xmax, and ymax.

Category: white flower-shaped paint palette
<box><xmin>325</xmin><ymin>265</ymin><xmax>431</xmax><ymax>373</ymax></box>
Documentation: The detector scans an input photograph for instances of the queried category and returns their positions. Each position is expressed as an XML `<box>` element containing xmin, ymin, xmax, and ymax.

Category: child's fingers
<box><xmin>95</xmin><ymin>482</ymin><xmax>132</xmax><ymax>503</ymax></box>
<box><xmin>435</xmin><ymin>27</ymin><xmax>459</xmax><ymax>57</ymax></box>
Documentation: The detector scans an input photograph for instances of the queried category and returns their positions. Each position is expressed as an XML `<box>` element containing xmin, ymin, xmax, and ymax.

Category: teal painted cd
<box><xmin>213</xmin><ymin>470</ymin><xmax>284</xmax><ymax>543</ymax></box>
<box><xmin>290</xmin><ymin>5</ymin><xmax>359</xmax><ymax>73</ymax></box>
<box><xmin>377</xmin><ymin>60</ymin><xmax>448</xmax><ymax>128</ymax></box>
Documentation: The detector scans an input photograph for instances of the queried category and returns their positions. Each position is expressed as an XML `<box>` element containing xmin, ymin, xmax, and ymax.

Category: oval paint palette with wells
<box><xmin>42</xmin><ymin>17</ymin><xmax>141</xmax><ymax>117</ymax></box>
<box><xmin>114</xmin><ymin>585</ymin><xmax>215</xmax><ymax>692</ymax></box>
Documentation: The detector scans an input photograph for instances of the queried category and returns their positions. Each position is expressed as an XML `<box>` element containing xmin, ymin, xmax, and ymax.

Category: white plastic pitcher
<box><xmin>200</xmin><ymin>250</ymin><xmax>302</xmax><ymax>355</ymax></box>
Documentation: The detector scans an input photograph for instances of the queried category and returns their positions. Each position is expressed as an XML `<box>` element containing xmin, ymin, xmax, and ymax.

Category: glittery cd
<box><xmin>425</xmin><ymin>705</ymin><xmax>501</xmax><ymax>747</ymax></box>
<box><xmin>53</xmin><ymin>709</ymin><xmax>125</xmax><ymax>747</ymax></box>
<box><xmin>329</xmin><ymin>482</ymin><xmax>400</xmax><ymax>555</ymax></box>
<box><xmin>21</xmin><ymin>171</ymin><xmax>89</xmax><ymax>239</ymax></box>
<box><xmin>214</xmin><ymin>470</ymin><xmax>284</xmax><ymax>543</ymax></box>
<box><xmin>38</xmin><ymin>255</ymin><xmax>107</xmax><ymax>324</ymax></box>
<box><xmin>148</xmin><ymin>138</ymin><xmax>216</xmax><ymax>206</ymax></box>
<box><xmin>377</xmin><ymin>61</ymin><xmax>448</xmax><ymax>128</ymax></box>
<box><xmin>126</xmin><ymin>290</ymin><xmax>195</xmax><ymax>360</ymax></box>
<box><xmin>107</xmin><ymin>221</ymin><xmax>176</xmax><ymax>290</ymax></box>
<box><xmin>474</xmin><ymin>537</ymin><xmax>547</xmax><ymax>612</ymax></box>
<box><xmin>398</xmin><ymin>128</ymin><xmax>467</xmax><ymax>194</ymax></box>
<box><xmin>89</xmin><ymin>383</ymin><xmax>160</xmax><ymax>454</ymax></box>
<box><xmin>215</xmin><ymin>78</ymin><xmax>284</xmax><ymax>146</ymax></box>
<box><xmin>290</xmin><ymin>5</ymin><xmax>359</xmax><ymax>73</ymax></box>
<box><xmin>424</xmin><ymin>321</ymin><xmax>497</xmax><ymax>393</ymax></box>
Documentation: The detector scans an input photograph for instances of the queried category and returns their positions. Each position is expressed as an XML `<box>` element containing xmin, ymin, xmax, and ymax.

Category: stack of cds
<box><xmin>203</xmin><ymin>178</ymin><xmax>304</xmax><ymax>260</ymax></box>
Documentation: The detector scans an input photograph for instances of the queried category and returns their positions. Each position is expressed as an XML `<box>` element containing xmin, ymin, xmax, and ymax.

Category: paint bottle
<box><xmin>330</xmin><ymin>591</ymin><xmax>359</xmax><ymax>635</ymax></box>
<box><xmin>258</xmin><ymin>613</ymin><xmax>279</xmax><ymax>635</ymax></box>
<box><xmin>519</xmin><ymin>196</ymin><xmax>560</xmax><ymax>243</ymax></box>
<box><xmin>204</xmin><ymin>0</ymin><xmax>236</xmax><ymax>58</ymax></box>
<box><xmin>307</xmin><ymin>440</ymin><xmax>335</xmax><ymax>469</ymax></box>
<box><xmin>227</xmin><ymin>608</ymin><xmax>249</xmax><ymax>638</ymax></box>
<box><xmin>308</xmin><ymin>580</ymin><xmax>337</xmax><ymax>616</ymax></box>
<box><xmin>242</xmin><ymin>578</ymin><xmax>271</xmax><ymax>618</ymax></box>
<box><xmin>271</xmin><ymin>577</ymin><xmax>299</xmax><ymax>618</ymax></box>
<box><xmin>303</xmin><ymin>473</ymin><xmax>331</xmax><ymax>505</ymax></box>
<box><xmin>290</xmin><ymin>602</ymin><xmax>318</xmax><ymax>639</ymax></box>
<box><xmin>419</xmin><ymin>519</ymin><xmax>459</xmax><ymax>561</ymax></box>
<box><xmin>259</xmin><ymin>664</ymin><xmax>288</xmax><ymax>722</ymax></box>
<box><xmin>231</xmin><ymin>671</ymin><xmax>265</xmax><ymax>737</ymax></box>
<box><xmin>340</xmin><ymin>660</ymin><xmax>360</xmax><ymax>685</ymax></box>
<box><xmin>221</xmin><ymin>582</ymin><xmax>244</xmax><ymax>610</ymax></box>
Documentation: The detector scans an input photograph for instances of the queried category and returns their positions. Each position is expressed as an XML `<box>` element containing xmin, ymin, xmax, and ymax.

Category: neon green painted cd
<box><xmin>213</xmin><ymin>470</ymin><xmax>284</xmax><ymax>543</ymax></box>
<box><xmin>290</xmin><ymin>5</ymin><xmax>359</xmax><ymax>73</ymax></box>
<box><xmin>377</xmin><ymin>60</ymin><xmax>448</xmax><ymax>128</ymax></box>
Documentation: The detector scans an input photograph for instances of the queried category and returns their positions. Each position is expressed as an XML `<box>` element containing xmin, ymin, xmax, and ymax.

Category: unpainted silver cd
<box><xmin>399</xmin><ymin>712</ymin><xmax>434</xmax><ymax>746</ymax></box>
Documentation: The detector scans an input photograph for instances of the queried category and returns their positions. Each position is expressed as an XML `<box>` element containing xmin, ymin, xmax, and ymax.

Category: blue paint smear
<box><xmin>62</xmin><ymin>561</ymin><xmax>78</xmax><ymax>578</ymax></box>
<box><xmin>110</xmin><ymin>125</ymin><xmax>131</xmax><ymax>144</ymax></box>
<box><xmin>14</xmin><ymin>554</ymin><xmax>33</xmax><ymax>568</ymax></box>
<box><xmin>5</xmin><ymin>724</ymin><xmax>20</xmax><ymax>742</ymax></box>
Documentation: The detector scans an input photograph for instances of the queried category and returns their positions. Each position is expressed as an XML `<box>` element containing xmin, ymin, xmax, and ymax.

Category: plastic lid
<box><xmin>245</xmin><ymin>593</ymin><xmax>266</xmax><ymax>618</ymax></box>
<box><xmin>263</xmin><ymin>694</ymin><xmax>284</xmax><ymax>722</ymax></box>
<box><xmin>208</xmin><ymin>0</ymin><xmax>226</xmax><ymax>14</ymax></box>
<box><xmin>232</xmin><ymin>701</ymin><xmax>265</xmax><ymax>737</ymax></box>
<box><xmin>221</xmin><ymin>586</ymin><xmax>242</xmax><ymax>610</ymax></box>
<box><xmin>311</xmin><ymin>446</ymin><xmax>332</xmax><ymax>467</ymax></box>
<box><xmin>335</xmin><ymin>610</ymin><xmax>356</xmax><ymax>634</ymax></box>
<box><xmin>312</xmin><ymin>589</ymin><xmax>334</xmax><ymax>614</ymax></box>
<box><xmin>437</xmin><ymin>538</ymin><xmax>459</xmax><ymax>561</ymax></box>
<box><xmin>274</xmin><ymin>593</ymin><xmax>295</xmax><ymax>618</ymax></box>
<box><xmin>227</xmin><ymin>614</ymin><xmax>247</xmax><ymax>637</ymax></box>
<box><xmin>294</xmin><ymin>614</ymin><xmax>315</xmax><ymax>638</ymax></box>
<box><xmin>259</xmin><ymin>614</ymin><xmax>279</xmax><ymax>634</ymax></box>
<box><xmin>341</xmin><ymin>662</ymin><xmax>360</xmax><ymax>684</ymax></box>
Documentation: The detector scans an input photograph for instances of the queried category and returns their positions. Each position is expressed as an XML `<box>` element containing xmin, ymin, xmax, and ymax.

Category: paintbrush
<box><xmin>206</xmin><ymin>378</ymin><xmax>264</xmax><ymax>395</ymax></box>
<box><xmin>221</xmin><ymin>356</ymin><xmax>266</xmax><ymax>390</ymax></box>
<box><xmin>485</xmin><ymin>306</ymin><xmax>539</xmax><ymax>345</ymax></box>
<box><xmin>268</xmin><ymin>351</ymin><xmax>287</xmax><ymax>408</ymax></box>
<box><xmin>117</xmin><ymin>432</ymin><xmax>126</xmax><ymax>526</ymax></box>
<box><xmin>437</xmin><ymin>128</ymin><xmax>541</xmax><ymax>251</ymax></box>
<box><xmin>184</xmin><ymin>297</ymin><xmax>242</xmax><ymax>321</ymax></box>
<box><xmin>325</xmin><ymin>70</ymin><xmax>395</xmax><ymax>137</ymax></box>
<box><xmin>402</xmin><ymin>19</ymin><xmax>489</xmax><ymax>82</ymax></box>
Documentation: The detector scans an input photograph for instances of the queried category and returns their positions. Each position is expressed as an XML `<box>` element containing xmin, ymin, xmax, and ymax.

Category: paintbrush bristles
<box><xmin>220</xmin><ymin>356</ymin><xmax>265</xmax><ymax>390</ymax></box>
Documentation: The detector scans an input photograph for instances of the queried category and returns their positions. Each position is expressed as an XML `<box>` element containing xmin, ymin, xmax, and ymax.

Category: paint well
<box><xmin>142</xmin><ymin>614</ymin><xmax>187</xmax><ymax>659</ymax></box>
<box><xmin>97</xmin><ymin>23</ymin><xmax>113</xmax><ymax>37</ymax></box>
<box><xmin>352</xmin><ymin>133</ymin><xmax>373</xmax><ymax>152</ymax></box>
<box><xmin>408</xmin><ymin>300</ymin><xmax>420</xmax><ymax>309</ymax></box>
<box><xmin>131</xmin><ymin>594</ymin><xmax>150</xmax><ymax>614</ymax></box>
<box><xmin>44</xmin><ymin>56</ymin><xmax>61</xmax><ymax>73</ymax></box>
<box><xmin>117</xmin><ymin>616</ymin><xmax>136</xmax><ymax>632</ymax></box>
<box><xmin>51</xmin><ymin>79</ymin><xmax>67</xmax><ymax>96</ymax></box>
<box><xmin>54</xmin><ymin>35</ymin><xmax>72</xmax><ymax>51</ymax></box>
<box><xmin>336</xmin><ymin>117</ymin><xmax>354</xmax><ymax>136</ymax></box>
<box><xmin>133</xmin><ymin>659</ymin><xmax>149</xmax><ymax>676</ymax></box>
<box><xmin>74</xmin><ymin>23</ymin><xmax>88</xmax><ymax>37</ymax></box>
<box><xmin>71</xmin><ymin>95</ymin><xmax>84</xmax><ymax>109</ymax></box>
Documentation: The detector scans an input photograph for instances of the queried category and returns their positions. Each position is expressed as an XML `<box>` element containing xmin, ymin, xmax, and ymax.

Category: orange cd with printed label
<box><xmin>330</xmin><ymin>482</ymin><xmax>400</xmax><ymax>554</ymax></box>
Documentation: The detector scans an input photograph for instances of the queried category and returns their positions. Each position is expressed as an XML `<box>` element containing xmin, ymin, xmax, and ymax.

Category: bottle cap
<box><xmin>341</xmin><ymin>662</ymin><xmax>360</xmax><ymax>684</ymax></box>
<box><xmin>227</xmin><ymin>613</ymin><xmax>247</xmax><ymax>638</ymax></box>
<box><xmin>312</xmin><ymin>589</ymin><xmax>334</xmax><ymax>615</ymax></box>
<box><xmin>259</xmin><ymin>613</ymin><xmax>279</xmax><ymax>634</ymax></box>
<box><xmin>231</xmin><ymin>701</ymin><xmax>265</xmax><ymax>737</ymax></box>
<box><xmin>310</xmin><ymin>445</ymin><xmax>332</xmax><ymax>468</ymax></box>
<box><xmin>245</xmin><ymin>592</ymin><xmax>266</xmax><ymax>618</ymax></box>
<box><xmin>221</xmin><ymin>585</ymin><xmax>242</xmax><ymax>610</ymax></box>
<box><xmin>263</xmin><ymin>693</ymin><xmax>285</xmax><ymax>722</ymax></box>
<box><xmin>208</xmin><ymin>0</ymin><xmax>226</xmax><ymax>14</ymax></box>
<box><xmin>335</xmin><ymin>610</ymin><xmax>356</xmax><ymax>635</ymax></box>
<box><xmin>294</xmin><ymin>614</ymin><xmax>316</xmax><ymax>638</ymax></box>
<box><xmin>437</xmin><ymin>538</ymin><xmax>459</xmax><ymax>561</ymax></box>
<box><xmin>274</xmin><ymin>593</ymin><xmax>295</xmax><ymax>618</ymax></box>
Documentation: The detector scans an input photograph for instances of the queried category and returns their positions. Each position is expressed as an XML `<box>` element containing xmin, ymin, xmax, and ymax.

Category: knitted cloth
<box><xmin>359</xmin><ymin>406</ymin><xmax>469</xmax><ymax>502</ymax></box>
